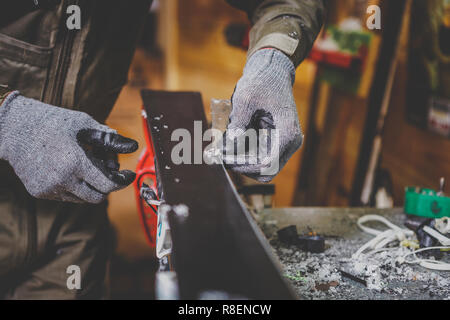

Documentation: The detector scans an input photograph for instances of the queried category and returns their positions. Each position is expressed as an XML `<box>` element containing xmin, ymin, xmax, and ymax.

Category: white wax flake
<box><xmin>174</xmin><ymin>178</ymin><xmax>180</xmax><ymax>183</ymax></box>
<box><xmin>154</xmin><ymin>116</ymin><xmax>160</xmax><ymax>120</ymax></box>
<box><xmin>165</xmin><ymin>165</ymin><xmax>171</xmax><ymax>170</ymax></box>
<box><xmin>163</xmin><ymin>125</ymin><xmax>168</xmax><ymax>129</ymax></box>
<box><xmin>173</xmin><ymin>204</ymin><xmax>189</xmax><ymax>221</ymax></box>
<box><xmin>275</xmin><ymin>234</ymin><xmax>450</xmax><ymax>299</ymax></box>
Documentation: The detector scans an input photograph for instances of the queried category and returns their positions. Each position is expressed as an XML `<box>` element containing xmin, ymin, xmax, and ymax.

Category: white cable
<box><xmin>353</xmin><ymin>215</ymin><xmax>450</xmax><ymax>271</ymax></box>
<box><xmin>423</xmin><ymin>226</ymin><xmax>450</xmax><ymax>246</ymax></box>
<box><xmin>357</xmin><ymin>215</ymin><xmax>412</xmax><ymax>236</ymax></box>
<box><xmin>353</xmin><ymin>215</ymin><xmax>413</xmax><ymax>259</ymax></box>
<box><xmin>398</xmin><ymin>246</ymin><xmax>450</xmax><ymax>271</ymax></box>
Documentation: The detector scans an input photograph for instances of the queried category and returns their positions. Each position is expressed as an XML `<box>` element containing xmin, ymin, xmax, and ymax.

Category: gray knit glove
<box><xmin>223</xmin><ymin>49</ymin><xmax>303</xmax><ymax>182</ymax></box>
<box><xmin>0</xmin><ymin>92</ymin><xmax>138</xmax><ymax>203</ymax></box>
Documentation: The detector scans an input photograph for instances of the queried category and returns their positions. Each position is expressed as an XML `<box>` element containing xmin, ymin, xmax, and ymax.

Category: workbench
<box><xmin>260</xmin><ymin>207</ymin><xmax>450</xmax><ymax>300</ymax></box>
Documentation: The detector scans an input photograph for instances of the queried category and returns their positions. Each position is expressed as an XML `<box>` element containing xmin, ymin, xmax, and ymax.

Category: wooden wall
<box><xmin>294</xmin><ymin>0</ymin><xmax>450</xmax><ymax>207</ymax></box>
<box><xmin>380</xmin><ymin>2</ymin><xmax>450</xmax><ymax>205</ymax></box>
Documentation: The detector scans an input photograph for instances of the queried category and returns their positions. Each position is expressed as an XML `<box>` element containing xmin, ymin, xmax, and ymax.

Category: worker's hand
<box><xmin>223</xmin><ymin>48</ymin><xmax>303</xmax><ymax>182</ymax></box>
<box><xmin>0</xmin><ymin>92</ymin><xmax>138</xmax><ymax>203</ymax></box>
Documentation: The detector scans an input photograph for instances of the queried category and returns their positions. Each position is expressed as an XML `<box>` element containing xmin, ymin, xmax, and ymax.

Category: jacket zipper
<box><xmin>50</xmin><ymin>0</ymin><xmax>79</xmax><ymax>106</ymax></box>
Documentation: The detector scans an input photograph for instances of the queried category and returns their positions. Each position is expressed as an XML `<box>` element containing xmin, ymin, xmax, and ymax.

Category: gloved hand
<box><xmin>0</xmin><ymin>92</ymin><xmax>138</xmax><ymax>203</ymax></box>
<box><xmin>223</xmin><ymin>48</ymin><xmax>303</xmax><ymax>182</ymax></box>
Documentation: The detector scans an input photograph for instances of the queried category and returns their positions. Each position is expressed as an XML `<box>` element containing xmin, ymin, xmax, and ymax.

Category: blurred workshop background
<box><xmin>105</xmin><ymin>0</ymin><xmax>450</xmax><ymax>298</ymax></box>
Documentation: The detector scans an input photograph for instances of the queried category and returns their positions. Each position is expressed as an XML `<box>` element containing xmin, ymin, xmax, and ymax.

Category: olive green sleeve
<box><xmin>226</xmin><ymin>0</ymin><xmax>325</xmax><ymax>67</ymax></box>
<box><xmin>0</xmin><ymin>85</ymin><xmax>13</xmax><ymax>107</ymax></box>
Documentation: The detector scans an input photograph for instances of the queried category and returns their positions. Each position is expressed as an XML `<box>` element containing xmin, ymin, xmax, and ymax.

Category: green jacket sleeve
<box><xmin>226</xmin><ymin>0</ymin><xmax>325</xmax><ymax>67</ymax></box>
<box><xmin>0</xmin><ymin>85</ymin><xmax>13</xmax><ymax>107</ymax></box>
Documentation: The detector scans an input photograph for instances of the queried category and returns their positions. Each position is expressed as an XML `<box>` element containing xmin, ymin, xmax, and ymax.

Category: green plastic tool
<box><xmin>404</xmin><ymin>180</ymin><xmax>450</xmax><ymax>219</ymax></box>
